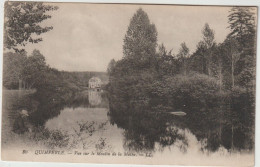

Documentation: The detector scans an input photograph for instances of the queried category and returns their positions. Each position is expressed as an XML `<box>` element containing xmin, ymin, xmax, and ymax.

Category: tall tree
<box><xmin>227</xmin><ymin>7</ymin><xmax>256</xmax><ymax>89</ymax></box>
<box><xmin>222</xmin><ymin>38</ymin><xmax>241</xmax><ymax>88</ymax></box>
<box><xmin>177</xmin><ymin>42</ymin><xmax>190</xmax><ymax>75</ymax></box>
<box><xmin>211</xmin><ymin>44</ymin><xmax>225</xmax><ymax>90</ymax></box>
<box><xmin>230</xmin><ymin>40</ymin><xmax>241</xmax><ymax>88</ymax></box>
<box><xmin>157</xmin><ymin>43</ymin><xmax>176</xmax><ymax>76</ymax></box>
<box><xmin>201</xmin><ymin>23</ymin><xmax>215</xmax><ymax>76</ymax></box>
<box><xmin>228</xmin><ymin>7</ymin><xmax>256</xmax><ymax>48</ymax></box>
<box><xmin>189</xmin><ymin>41</ymin><xmax>207</xmax><ymax>74</ymax></box>
<box><xmin>158</xmin><ymin>43</ymin><xmax>167</xmax><ymax>57</ymax></box>
<box><xmin>123</xmin><ymin>8</ymin><xmax>158</xmax><ymax>70</ymax></box>
<box><xmin>22</xmin><ymin>50</ymin><xmax>47</xmax><ymax>89</ymax></box>
<box><xmin>107</xmin><ymin>59</ymin><xmax>116</xmax><ymax>75</ymax></box>
<box><xmin>4</xmin><ymin>2</ymin><xmax>58</xmax><ymax>52</ymax></box>
<box><xmin>3</xmin><ymin>52</ymin><xmax>27</xmax><ymax>89</ymax></box>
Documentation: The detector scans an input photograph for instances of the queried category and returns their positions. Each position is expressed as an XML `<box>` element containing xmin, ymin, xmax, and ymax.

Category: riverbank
<box><xmin>2</xmin><ymin>89</ymin><xmax>71</xmax><ymax>151</ymax></box>
<box><xmin>1</xmin><ymin>88</ymin><xmax>108</xmax><ymax>152</ymax></box>
<box><xmin>1</xmin><ymin>89</ymin><xmax>41</xmax><ymax>151</ymax></box>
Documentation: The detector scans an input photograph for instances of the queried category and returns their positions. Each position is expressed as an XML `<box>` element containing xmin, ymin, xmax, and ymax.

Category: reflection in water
<box><xmin>109</xmin><ymin>110</ymin><xmax>188</xmax><ymax>153</ymax></box>
<box><xmin>9</xmin><ymin>89</ymin><xmax>115</xmax><ymax>151</ymax></box>
<box><xmin>88</xmin><ymin>90</ymin><xmax>102</xmax><ymax>106</ymax></box>
<box><xmin>44</xmin><ymin>107</ymin><xmax>121</xmax><ymax>151</ymax></box>
<box><xmin>108</xmin><ymin>91</ymin><xmax>254</xmax><ymax>154</ymax></box>
<box><xmin>4</xmin><ymin>87</ymin><xmax>254</xmax><ymax>160</ymax></box>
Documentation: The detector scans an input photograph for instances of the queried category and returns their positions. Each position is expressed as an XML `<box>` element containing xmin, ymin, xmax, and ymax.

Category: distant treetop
<box><xmin>123</xmin><ymin>8</ymin><xmax>158</xmax><ymax>60</ymax></box>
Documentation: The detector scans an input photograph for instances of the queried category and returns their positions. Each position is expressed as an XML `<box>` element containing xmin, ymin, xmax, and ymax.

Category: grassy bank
<box><xmin>2</xmin><ymin>89</ymin><xmax>36</xmax><ymax>149</ymax></box>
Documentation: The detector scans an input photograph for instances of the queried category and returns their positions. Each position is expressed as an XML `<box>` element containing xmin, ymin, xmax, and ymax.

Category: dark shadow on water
<box><xmin>9</xmin><ymin>89</ymin><xmax>112</xmax><ymax>150</ymax></box>
<box><xmin>9</xmin><ymin>87</ymin><xmax>254</xmax><ymax>153</ymax></box>
<box><xmin>21</xmin><ymin>89</ymin><xmax>108</xmax><ymax>127</ymax></box>
<box><xmin>108</xmin><ymin>90</ymin><xmax>255</xmax><ymax>153</ymax></box>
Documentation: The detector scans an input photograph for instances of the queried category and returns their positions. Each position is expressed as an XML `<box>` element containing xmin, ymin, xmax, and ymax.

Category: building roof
<box><xmin>89</xmin><ymin>77</ymin><xmax>101</xmax><ymax>82</ymax></box>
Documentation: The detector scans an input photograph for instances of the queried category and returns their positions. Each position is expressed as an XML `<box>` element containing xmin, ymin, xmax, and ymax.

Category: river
<box><xmin>1</xmin><ymin>89</ymin><xmax>254</xmax><ymax>165</ymax></box>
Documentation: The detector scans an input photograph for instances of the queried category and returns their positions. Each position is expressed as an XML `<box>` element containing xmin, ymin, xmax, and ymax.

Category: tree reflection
<box><xmin>108</xmin><ymin>90</ymin><xmax>254</xmax><ymax>153</ymax></box>
<box><xmin>108</xmin><ymin>108</ymin><xmax>188</xmax><ymax>153</ymax></box>
<box><xmin>88</xmin><ymin>90</ymin><xmax>102</xmax><ymax>106</ymax></box>
<box><xmin>18</xmin><ymin>89</ymin><xmax>107</xmax><ymax>129</ymax></box>
<box><xmin>11</xmin><ymin>89</ymin><xmax>113</xmax><ymax>151</ymax></box>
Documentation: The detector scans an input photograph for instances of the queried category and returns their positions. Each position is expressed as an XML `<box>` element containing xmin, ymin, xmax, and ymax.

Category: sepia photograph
<box><xmin>1</xmin><ymin>1</ymin><xmax>258</xmax><ymax>166</ymax></box>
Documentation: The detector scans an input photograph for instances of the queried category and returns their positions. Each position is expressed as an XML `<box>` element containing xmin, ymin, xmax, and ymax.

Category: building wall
<box><xmin>89</xmin><ymin>77</ymin><xmax>101</xmax><ymax>88</ymax></box>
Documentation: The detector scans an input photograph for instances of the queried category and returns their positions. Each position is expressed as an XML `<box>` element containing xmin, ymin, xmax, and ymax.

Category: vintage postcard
<box><xmin>1</xmin><ymin>1</ymin><xmax>257</xmax><ymax>166</ymax></box>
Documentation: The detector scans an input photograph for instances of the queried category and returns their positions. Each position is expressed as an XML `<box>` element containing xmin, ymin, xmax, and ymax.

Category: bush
<box><xmin>150</xmin><ymin>72</ymin><xmax>222</xmax><ymax>110</ymax></box>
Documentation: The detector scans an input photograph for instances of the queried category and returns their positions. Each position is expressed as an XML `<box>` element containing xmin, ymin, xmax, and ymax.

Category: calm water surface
<box><xmin>2</xmin><ymin>89</ymin><xmax>254</xmax><ymax>164</ymax></box>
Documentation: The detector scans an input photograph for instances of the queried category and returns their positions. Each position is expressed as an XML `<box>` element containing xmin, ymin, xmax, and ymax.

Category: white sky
<box><xmin>23</xmin><ymin>3</ymin><xmax>233</xmax><ymax>72</ymax></box>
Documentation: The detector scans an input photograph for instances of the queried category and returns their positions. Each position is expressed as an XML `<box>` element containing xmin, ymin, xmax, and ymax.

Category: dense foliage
<box><xmin>4</xmin><ymin>2</ymin><xmax>58</xmax><ymax>52</ymax></box>
<box><xmin>108</xmin><ymin>7</ymin><xmax>256</xmax><ymax>113</ymax></box>
<box><xmin>107</xmin><ymin>7</ymin><xmax>256</xmax><ymax>151</ymax></box>
<box><xmin>3</xmin><ymin>2</ymin><xmax>107</xmax><ymax>100</ymax></box>
<box><xmin>2</xmin><ymin>4</ymin><xmax>256</xmax><ymax>153</ymax></box>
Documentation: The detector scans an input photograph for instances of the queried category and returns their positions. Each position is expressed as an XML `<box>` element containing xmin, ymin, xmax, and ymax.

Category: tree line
<box><xmin>107</xmin><ymin>7</ymin><xmax>256</xmax><ymax>151</ymax></box>
<box><xmin>2</xmin><ymin>2</ymin><xmax>81</xmax><ymax>104</ymax></box>
<box><xmin>107</xmin><ymin>7</ymin><xmax>256</xmax><ymax>114</ymax></box>
<box><xmin>3</xmin><ymin>2</ymin><xmax>57</xmax><ymax>89</ymax></box>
